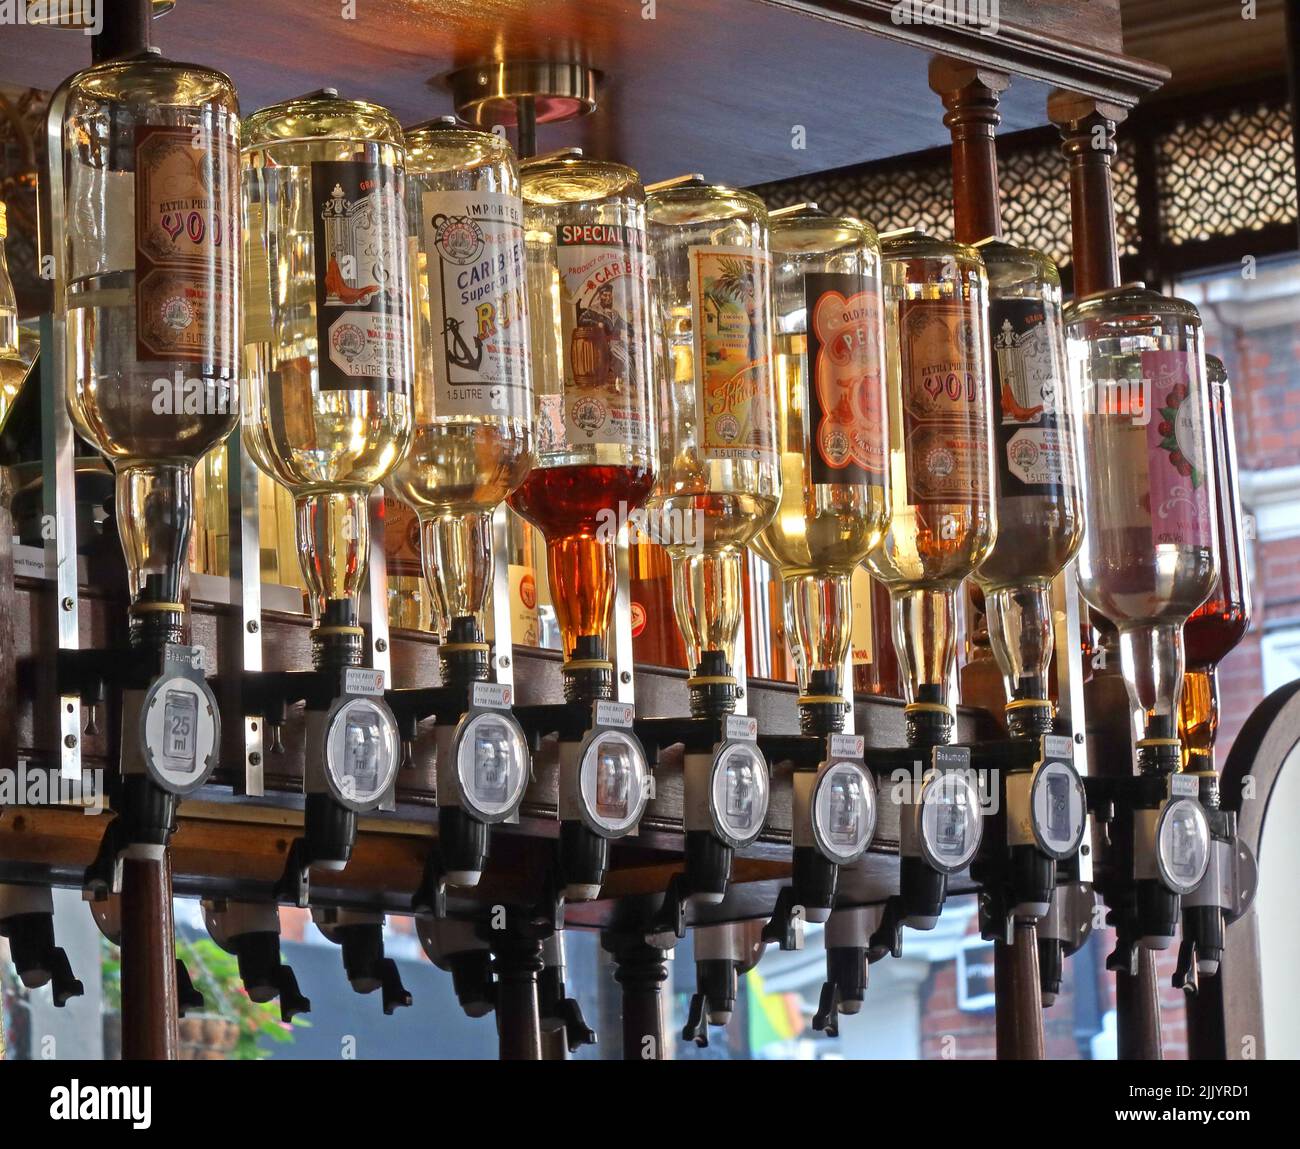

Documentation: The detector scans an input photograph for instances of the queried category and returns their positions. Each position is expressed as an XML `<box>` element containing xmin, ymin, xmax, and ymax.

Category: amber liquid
<box><xmin>510</xmin><ymin>463</ymin><xmax>657</xmax><ymax>660</ymax></box>
<box><xmin>630</xmin><ymin>536</ymin><xmax>688</xmax><ymax>669</ymax></box>
<box><xmin>854</xmin><ymin>574</ymin><xmax>900</xmax><ymax>696</ymax></box>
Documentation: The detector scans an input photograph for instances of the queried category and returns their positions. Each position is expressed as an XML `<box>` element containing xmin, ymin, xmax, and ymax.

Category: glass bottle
<box><xmin>1179</xmin><ymin>355</ymin><xmax>1250</xmax><ymax>769</ymax></box>
<box><xmin>644</xmin><ymin>177</ymin><xmax>780</xmax><ymax>716</ymax></box>
<box><xmin>751</xmin><ymin>204</ymin><xmax>890</xmax><ymax>733</ymax></box>
<box><xmin>388</xmin><ymin>118</ymin><xmax>532</xmax><ymax>678</ymax></box>
<box><xmin>1065</xmin><ymin>285</ymin><xmax>1219</xmax><ymax>756</ymax></box>
<box><xmin>0</xmin><ymin>201</ymin><xmax>24</xmax><ymax>433</ymax></box>
<box><xmin>508</xmin><ymin>149</ymin><xmax>658</xmax><ymax>702</ymax></box>
<box><xmin>865</xmin><ymin>230</ymin><xmax>997</xmax><ymax>746</ymax></box>
<box><xmin>241</xmin><ymin>90</ymin><xmax>414</xmax><ymax>662</ymax></box>
<box><xmin>851</xmin><ymin>566</ymin><xmax>900</xmax><ymax>696</ymax></box>
<box><xmin>384</xmin><ymin>488</ymin><xmax>437</xmax><ymax>633</ymax></box>
<box><xmin>972</xmin><ymin>240</ymin><xmax>1084</xmax><ymax>736</ymax></box>
<box><xmin>62</xmin><ymin>46</ymin><xmax>241</xmax><ymax>642</ymax></box>
<box><xmin>629</xmin><ymin>527</ymin><xmax>689</xmax><ymax>668</ymax></box>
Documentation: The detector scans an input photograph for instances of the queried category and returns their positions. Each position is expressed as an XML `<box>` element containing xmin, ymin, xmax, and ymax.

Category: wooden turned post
<box><xmin>603</xmin><ymin>932</ymin><xmax>670</xmax><ymax>1061</ymax></box>
<box><xmin>1048</xmin><ymin>92</ymin><xmax>1129</xmax><ymax>298</ymax></box>
<box><xmin>932</xmin><ymin>58</ymin><xmax>1047</xmax><ymax>1062</ymax></box>
<box><xmin>119</xmin><ymin>854</ymin><xmax>180</xmax><ymax>1060</ymax></box>
<box><xmin>491</xmin><ymin>923</ymin><xmax>545</xmax><ymax>1061</ymax></box>
<box><xmin>1050</xmin><ymin>89</ymin><xmax>1162</xmax><ymax>1060</ymax></box>
<box><xmin>928</xmin><ymin>58</ymin><xmax>1009</xmax><ymax>245</ymax></box>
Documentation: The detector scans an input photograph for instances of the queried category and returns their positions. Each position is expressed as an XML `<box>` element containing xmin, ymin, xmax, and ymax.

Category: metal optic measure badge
<box><xmin>315</xmin><ymin>668</ymin><xmax>400</xmax><ymax>812</ymax></box>
<box><xmin>810</xmin><ymin>735</ymin><xmax>876</xmax><ymax>866</ymax></box>
<box><xmin>1028</xmin><ymin>736</ymin><xmax>1088</xmax><ymax>861</ymax></box>
<box><xmin>707</xmin><ymin>715</ymin><xmax>770</xmax><ymax>849</ymax></box>
<box><xmin>574</xmin><ymin>700</ymin><xmax>650</xmax><ymax>838</ymax></box>
<box><xmin>137</xmin><ymin>644</ymin><xmax>220</xmax><ymax>795</ymax></box>
<box><xmin>1155</xmin><ymin>781</ymin><xmax>1212</xmax><ymax>895</ymax></box>
<box><xmin>447</xmin><ymin>682</ymin><xmax>531</xmax><ymax>823</ymax></box>
<box><xmin>917</xmin><ymin>756</ymin><xmax>983</xmax><ymax>875</ymax></box>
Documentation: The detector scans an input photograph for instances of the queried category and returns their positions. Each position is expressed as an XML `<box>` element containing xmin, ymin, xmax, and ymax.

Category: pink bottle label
<box><xmin>1143</xmin><ymin>350</ymin><xmax>1213</xmax><ymax>548</ymax></box>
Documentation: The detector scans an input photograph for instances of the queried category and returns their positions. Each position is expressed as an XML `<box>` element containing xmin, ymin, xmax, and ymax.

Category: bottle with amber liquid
<box><xmin>509</xmin><ymin>150</ymin><xmax>658</xmax><ymax>702</ymax></box>
<box><xmin>644</xmin><ymin>176</ymin><xmax>780</xmax><ymax>716</ymax></box>
<box><xmin>865</xmin><ymin>230</ymin><xmax>998</xmax><ymax>747</ymax></box>
<box><xmin>972</xmin><ymin>240</ymin><xmax>1084</xmax><ymax>736</ymax></box>
<box><xmin>1179</xmin><ymin>356</ymin><xmax>1250</xmax><ymax>768</ymax></box>
<box><xmin>241</xmin><ymin>91</ymin><xmax>414</xmax><ymax>664</ymax></box>
<box><xmin>851</xmin><ymin>566</ymin><xmax>900</xmax><ymax>696</ymax></box>
<box><xmin>751</xmin><ymin>204</ymin><xmax>891</xmax><ymax>733</ymax></box>
<box><xmin>388</xmin><ymin>118</ymin><xmax>532</xmax><ymax>677</ymax></box>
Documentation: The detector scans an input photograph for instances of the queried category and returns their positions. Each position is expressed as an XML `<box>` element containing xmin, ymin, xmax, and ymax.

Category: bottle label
<box><xmin>990</xmin><ymin>297</ymin><xmax>1071</xmax><ymax>494</ymax></box>
<box><xmin>850</xmin><ymin>565</ymin><xmax>874</xmax><ymax>666</ymax></box>
<box><xmin>420</xmin><ymin>189</ymin><xmax>531</xmax><ymax>420</ymax></box>
<box><xmin>382</xmin><ymin>492</ymin><xmax>423</xmax><ymax>578</ymax></box>
<box><xmin>688</xmin><ymin>246</ymin><xmax>775</xmax><ymax>460</ymax></box>
<box><xmin>898</xmin><ymin>299</ymin><xmax>989</xmax><ymax>504</ymax></box>
<box><xmin>311</xmin><ymin>160</ymin><xmax>410</xmax><ymax>392</ymax></box>
<box><xmin>509</xmin><ymin>563</ymin><xmax>539</xmax><ymax>647</ymax></box>
<box><xmin>134</xmin><ymin>126</ymin><xmax>238</xmax><ymax>368</ymax></box>
<box><xmin>552</xmin><ymin>223</ymin><xmax>652</xmax><ymax>451</ymax></box>
<box><xmin>1144</xmin><ymin>349</ymin><xmax>1213</xmax><ymax>547</ymax></box>
<box><xmin>805</xmin><ymin>273</ymin><xmax>886</xmax><ymax>484</ymax></box>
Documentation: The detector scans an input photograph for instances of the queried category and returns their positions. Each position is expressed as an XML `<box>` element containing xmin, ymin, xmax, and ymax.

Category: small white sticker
<box><xmin>725</xmin><ymin>715</ymin><xmax>758</xmax><ymax>742</ymax></box>
<box><xmin>829</xmin><ymin>733</ymin><xmax>865</xmax><ymax>761</ymax></box>
<box><xmin>345</xmin><ymin>667</ymin><xmax>385</xmax><ymax>697</ymax></box>
<box><xmin>471</xmin><ymin>682</ymin><xmax>513</xmax><ymax>710</ymax></box>
<box><xmin>1169</xmin><ymin>773</ymin><xmax>1199</xmax><ymax>798</ymax></box>
<box><xmin>1043</xmin><ymin>735</ymin><xmax>1073</xmax><ymax>762</ymax></box>
<box><xmin>595</xmin><ymin>700</ymin><xmax>635</xmax><ymax>729</ymax></box>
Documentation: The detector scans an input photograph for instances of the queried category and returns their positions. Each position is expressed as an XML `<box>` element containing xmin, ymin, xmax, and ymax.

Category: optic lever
<box><xmin>0</xmin><ymin>885</ymin><xmax>85</xmax><ymax>1007</ymax></box>
<box><xmin>312</xmin><ymin>908</ymin><xmax>412</xmax><ymax>1015</ymax></box>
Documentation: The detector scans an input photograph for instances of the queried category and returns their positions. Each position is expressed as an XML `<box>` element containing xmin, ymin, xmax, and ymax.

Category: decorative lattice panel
<box><xmin>998</xmin><ymin>138</ymin><xmax>1072</xmax><ymax>265</ymax></box>
<box><xmin>1156</xmin><ymin>100</ymin><xmax>1297</xmax><ymax>245</ymax></box>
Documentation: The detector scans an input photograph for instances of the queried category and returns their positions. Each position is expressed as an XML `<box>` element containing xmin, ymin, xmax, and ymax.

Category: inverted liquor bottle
<box><xmin>0</xmin><ymin>201</ymin><xmax>23</xmax><ymax>433</ymax></box>
<box><xmin>242</xmin><ymin>91</ymin><xmax>414</xmax><ymax>665</ymax></box>
<box><xmin>62</xmin><ymin>46</ymin><xmax>241</xmax><ymax>645</ymax></box>
<box><xmin>509</xmin><ymin>150</ymin><xmax>658</xmax><ymax>703</ymax></box>
<box><xmin>1067</xmin><ymin>286</ymin><xmax>1218</xmax><ymax>757</ymax></box>
<box><xmin>388</xmin><ymin>118</ymin><xmax>533</xmax><ymax>680</ymax></box>
<box><xmin>972</xmin><ymin>240</ymin><xmax>1084</xmax><ymax>736</ymax></box>
<box><xmin>1067</xmin><ymin>285</ymin><xmax>1218</xmax><ymax>955</ymax></box>
<box><xmin>752</xmin><ymin>204</ymin><xmax>891</xmax><ymax>734</ymax></box>
<box><xmin>865</xmin><ymin>231</ymin><xmax>997</xmax><ymax>747</ymax></box>
<box><xmin>1179</xmin><ymin>356</ymin><xmax>1251</xmax><ymax>772</ymax></box>
<box><xmin>644</xmin><ymin>177</ymin><xmax>780</xmax><ymax>717</ymax></box>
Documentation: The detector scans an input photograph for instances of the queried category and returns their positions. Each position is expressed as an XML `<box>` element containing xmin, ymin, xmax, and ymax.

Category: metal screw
<box><xmin>478</xmin><ymin>72</ymin><xmax>489</xmax><ymax>85</ymax></box>
<box><xmin>499</xmin><ymin>656</ymin><xmax>511</xmax><ymax>669</ymax></box>
<box><xmin>61</xmin><ymin>597</ymin><xmax>74</xmax><ymax>612</ymax></box>
<box><xmin>1074</xmin><ymin>732</ymin><xmax>1084</xmax><ymax>744</ymax></box>
<box><xmin>375</xmin><ymin>638</ymin><xmax>388</xmax><ymax>653</ymax></box>
<box><xmin>64</xmin><ymin>734</ymin><xmax>77</xmax><ymax>748</ymax></box>
<box><xmin>1080</xmin><ymin>843</ymin><xmax>1091</xmax><ymax>856</ymax></box>
<box><xmin>736</xmin><ymin>687</ymin><xmax>745</xmax><ymax>700</ymax></box>
<box><xmin>247</xmin><ymin>620</ymin><xmax>259</xmax><ymax>633</ymax></box>
<box><xmin>249</xmin><ymin>752</ymin><xmax>262</xmax><ymax>767</ymax></box>
<box><xmin>620</xmin><ymin>671</ymin><xmax>632</xmax><ymax>684</ymax></box>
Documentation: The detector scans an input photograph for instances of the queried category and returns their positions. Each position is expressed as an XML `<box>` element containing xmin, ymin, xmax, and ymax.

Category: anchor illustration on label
<box><xmin>444</xmin><ymin>316</ymin><xmax>485</xmax><ymax>372</ymax></box>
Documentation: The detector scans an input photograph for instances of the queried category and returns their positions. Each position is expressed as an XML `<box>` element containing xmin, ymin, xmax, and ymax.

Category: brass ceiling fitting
<box><xmin>445</xmin><ymin>61</ymin><xmax>600</xmax><ymax>128</ymax></box>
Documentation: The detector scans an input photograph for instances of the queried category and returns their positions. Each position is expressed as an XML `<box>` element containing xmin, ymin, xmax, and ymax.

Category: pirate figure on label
<box><xmin>575</xmin><ymin>280</ymin><xmax>634</xmax><ymax>395</ymax></box>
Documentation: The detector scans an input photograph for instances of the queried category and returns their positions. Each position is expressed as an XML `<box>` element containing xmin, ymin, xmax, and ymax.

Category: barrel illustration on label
<box><xmin>899</xmin><ymin>299</ymin><xmax>989</xmax><ymax>507</ymax></box>
<box><xmin>423</xmin><ymin>189</ymin><xmax>530</xmax><ymax>420</ymax></box>
<box><xmin>806</xmin><ymin>273</ymin><xmax>886</xmax><ymax>484</ymax></box>
<box><xmin>689</xmin><ymin>246</ymin><xmax>775</xmax><ymax>460</ymax></box>
<box><xmin>990</xmin><ymin>298</ymin><xmax>1071</xmax><ymax>495</ymax></box>
<box><xmin>557</xmin><ymin>223</ymin><xmax>651</xmax><ymax>450</ymax></box>
<box><xmin>135</xmin><ymin>125</ymin><xmax>239</xmax><ymax>369</ymax></box>
<box><xmin>1145</xmin><ymin>349</ymin><xmax>1213</xmax><ymax>548</ymax></box>
<box><xmin>312</xmin><ymin>160</ymin><xmax>409</xmax><ymax>391</ymax></box>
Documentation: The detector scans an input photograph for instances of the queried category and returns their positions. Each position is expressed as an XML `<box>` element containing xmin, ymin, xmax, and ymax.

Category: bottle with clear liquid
<box><xmin>751</xmin><ymin>204</ymin><xmax>891</xmax><ymax>732</ymax></box>
<box><xmin>62</xmin><ymin>45</ymin><xmax>241</xmax><ymax>641</ymax></box>
<box><xmin>972</xmin><ymin>240</ymin><xmax>1084</xmax><ymax>735</ymax></box>
<box><xmin>241</xmin><ymin>90</ymin><xmax>414</xmax><ymax>662</ymax></box>
<box><xmin>1179</xmin><ymin>355</ymin><xmax>1250</xmax><ymax>770</ymax></box>
<box><xmin>0</xmin><ymin>201</ymin><xmax>25</xmax><ymax>433</ymax></box>
<box><xmin>508</xmin><ymin>149</ymin><xmax>658</xmax><ymax>702</ymax></box>
<box><xmin>865</xmin><ymin>230</ymin><xmax>997</xmax><ymax>746</ymax></box>
<box><xmin>1066</xmin><ymin>284</ymin><xmax>1218</xmax><ymax>754</ymax></box>
<box><xmin>644</xmin><ymin>176</ymin><xmax>780</xmax><ymax>717</ymax></box>
<box><xmin>387</xmin><ymin>119</ymin><xmax>532</xmax><ymax>678</ymax></box>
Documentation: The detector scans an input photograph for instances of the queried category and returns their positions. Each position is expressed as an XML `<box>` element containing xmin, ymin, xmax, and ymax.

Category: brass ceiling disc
<box><xmin>444</xmin><ymin>61</ymin><xmax>600</xmax><ymax>128</ymax></box>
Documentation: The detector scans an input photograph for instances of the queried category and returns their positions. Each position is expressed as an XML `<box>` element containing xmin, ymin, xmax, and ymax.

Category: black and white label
<box><xmin>989</xmin><ymin>297</ymin><xmax>1070</xmax><ymax>495</ymax></box>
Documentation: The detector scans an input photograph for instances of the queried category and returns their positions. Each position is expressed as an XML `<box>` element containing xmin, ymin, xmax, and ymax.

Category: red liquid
<box><xmin>509</xmin><ymin>463</ymin><xmax>656</xmax><ymax>660</ymax></box>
